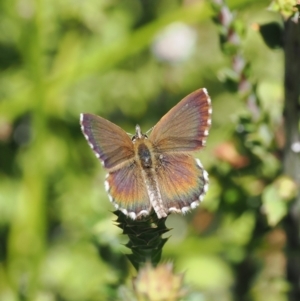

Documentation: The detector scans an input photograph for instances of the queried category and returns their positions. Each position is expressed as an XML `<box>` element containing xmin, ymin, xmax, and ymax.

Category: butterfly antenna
<box><xmin>145</xmin><ymin>126</ymin><xmax>154</xmax><ymax>135</ymax></box>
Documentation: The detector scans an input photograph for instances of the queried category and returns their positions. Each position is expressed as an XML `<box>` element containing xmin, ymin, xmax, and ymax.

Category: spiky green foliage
<box><xmin>114</xmin><ymin>211</ymin><xmax>170</xmax><ymax>271</ymax></box>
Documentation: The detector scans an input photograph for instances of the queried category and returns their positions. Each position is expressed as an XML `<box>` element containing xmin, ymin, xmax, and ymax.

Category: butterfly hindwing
<box><xmin>149</xmin><ymin>88</ymin><xmax>212</xmax><ymax>153</ymax></box>
<box><xmin>105</xmin><ymin>161</ymin><xmax>151</xmax><ymax>219</ymax></box>
<box><xmin>155</xmin><ymin>153</ymin><xmax>209</xmax><ymax>213</ymax></box>
<box><xmin>80</xmin><ymin>113</ymin><xmax>135</xmax><ymax>170</ymax></box>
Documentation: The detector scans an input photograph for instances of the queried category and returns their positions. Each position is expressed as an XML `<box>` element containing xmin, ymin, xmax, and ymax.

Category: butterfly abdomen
<box><xmin>134</xmin><ymin>139</ymin><xmax>167</xmax><ymax>218</ymax></box>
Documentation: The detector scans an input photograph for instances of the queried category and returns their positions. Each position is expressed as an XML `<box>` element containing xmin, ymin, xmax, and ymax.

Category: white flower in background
<box><xmin>291</xmin><ymin>142</ymin><xmax>300</xmax><ymax>153</ymax></box>
<box><xmin>151</xmin><ymin>22</ymin><xmax>197</xmax><ymax>63</ymax></box>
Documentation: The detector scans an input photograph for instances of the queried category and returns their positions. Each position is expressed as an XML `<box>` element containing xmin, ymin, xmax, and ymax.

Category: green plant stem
<box><xmin>283</xmin><ymin>14</ymin><xmax>300</xmax><ymax>300</ymax></box>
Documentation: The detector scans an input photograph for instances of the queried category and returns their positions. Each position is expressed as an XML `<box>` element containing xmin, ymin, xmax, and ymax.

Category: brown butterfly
<box><xmin>80</xmin><ymin>88</ymin><xmax>212</xmax><ymax>219</ymax></box>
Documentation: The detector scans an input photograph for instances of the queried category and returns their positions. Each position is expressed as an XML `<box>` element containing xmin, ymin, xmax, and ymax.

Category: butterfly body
<box><xmin>81</xmin><ymin>88</ymin><xmax>212</xmax><ymax>219</ymax></box>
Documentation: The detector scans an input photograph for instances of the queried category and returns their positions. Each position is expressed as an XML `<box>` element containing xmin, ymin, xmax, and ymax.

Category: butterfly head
<box><xmin>132</xmin><ymin>124</ymin><xmax>148</xmax><ymax>142</ymax></box>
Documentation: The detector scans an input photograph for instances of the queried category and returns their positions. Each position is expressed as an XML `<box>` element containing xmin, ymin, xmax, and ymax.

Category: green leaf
<box><xmin>262</xmin><ymin>183</ymin><xmax>287</xmax><ymax>226</ymax></box>
<box><xmin>258</xmin><ymin>22</ymin><xmax>283</xmax><ymax>49</ymax></box>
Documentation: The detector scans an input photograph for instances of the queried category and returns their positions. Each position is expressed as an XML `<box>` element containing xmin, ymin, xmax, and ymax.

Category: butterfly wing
<box><xmin>155</xmin><ymin>153</ymin><xmax>209</xmax><ymax>213</ymax></box>
<box><xmin>105</xmin><ymin>161</ymin><xmax>151</xmax><ymax>219</ymax></box>
<box><xmin>149</xmin><ymin>88</ymin><xmax>212</xmax><ymax>152</ymax></box>
<box><xmin>80</xmin><ymin>113</ymin><xmax>135</xmax><ymax>170</ymax></box>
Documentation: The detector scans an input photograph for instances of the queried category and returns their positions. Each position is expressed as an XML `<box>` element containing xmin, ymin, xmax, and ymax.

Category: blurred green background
<box><xmin>0</xmin><ymin>0</ymin><xmax>298</xmax><ymax>300</ymax></box>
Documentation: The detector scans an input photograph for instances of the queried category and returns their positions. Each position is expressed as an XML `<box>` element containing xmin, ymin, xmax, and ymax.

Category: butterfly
<box><xmin>80</xmin><ymin>88</ymin><xmax>212</xmax><ymax>220</ymax></box>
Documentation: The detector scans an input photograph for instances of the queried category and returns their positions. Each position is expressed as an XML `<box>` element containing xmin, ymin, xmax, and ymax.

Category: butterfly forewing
<box><xmin>80</xmin><ymin>114</ymin><xmax>135</xmax><ymax>170</ymax></box>
<box><xmin>156</xmin><ymin>153</ymin><xmax>209</xmax><ymax>213</ymax></box>
<box><xmin>149</xmin><ymin>88</ymin><xmax>212</xmax><ymax>152</ymax></box>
